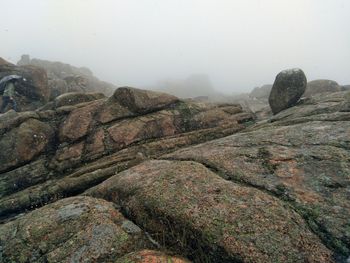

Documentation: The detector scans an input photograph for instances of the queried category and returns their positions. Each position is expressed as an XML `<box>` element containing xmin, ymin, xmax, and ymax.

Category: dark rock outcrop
<box><xmin>269</xmin><ymin>68</ymin><xmax>307</xmax><ymax>114</ymax></box>
<box><xmin>0</xmin><ymin>63</ymin><xmax>50</xmax><ymax>111</ymax></box>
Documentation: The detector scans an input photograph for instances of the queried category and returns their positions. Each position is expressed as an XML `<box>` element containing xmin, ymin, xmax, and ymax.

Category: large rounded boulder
<box><xmin>268</xmin><ymin>68</ymin><xmax>307</xmax><ymax>114</ymax></box>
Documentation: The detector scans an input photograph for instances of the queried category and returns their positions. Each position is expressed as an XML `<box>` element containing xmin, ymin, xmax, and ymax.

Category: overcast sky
<box><xmin>1</xmin><ymin>0</ymin><xmax>349</xmax><ymax>93</ymax></box>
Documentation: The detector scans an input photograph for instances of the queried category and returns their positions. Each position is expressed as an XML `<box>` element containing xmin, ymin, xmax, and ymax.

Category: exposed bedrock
<box><xmin>1</xmin><ymin>85</ymin><xmax>349</xmax><ymax>262</ymax></box>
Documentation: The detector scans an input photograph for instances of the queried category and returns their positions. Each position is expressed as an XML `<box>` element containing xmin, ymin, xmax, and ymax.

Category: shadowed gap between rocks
<box><xmin>85</xmin><ymin>160</ymin><xmax>335</xmax><ymax>263</ymax></box>
<box><xmin>117</xmin><ymin>204</ymin><xmax>243</xmax><ymax>263</ymax></box>
<box><xmin>0</xmin><ymin>162</ymin><xmax>129</xmax><ymax>224</ymax></box>
<box><xmin>89</xmin><ymin>170</ymin><xmax>245</xmax><ymax>263</ymax></box>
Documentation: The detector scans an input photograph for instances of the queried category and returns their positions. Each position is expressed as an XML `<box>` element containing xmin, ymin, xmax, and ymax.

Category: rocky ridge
<box><xmin>0</xmin><ymin>86</ymin><xmax>254</xmax><ymax>262</ymax></box>
<box><xmin>17</xmin><ymin>55</ymin><xmax>116</xmax><ymax>98</ymax></box>
<box><xmin>0</xmin><ymin>73</ymin><xmax>349</xmax><ymax>262</ymax></box>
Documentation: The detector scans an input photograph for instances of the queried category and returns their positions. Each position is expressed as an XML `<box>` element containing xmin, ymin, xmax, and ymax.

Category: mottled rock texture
<box><xmin>87</xmin><ymin>160</ymin><xmax>334</xmax><ymax>263</ymax></box>
<box><xmin>0</xmin><ymin>196</ymin><xmax>152</xmax><ymax>262</ymax></box>
<box><xmin>1</xmin><ymin>85</ymin><xmax>349</xmax><ymax>262</ymax></box>
<box><xmin>161</xmin><ymin>91</ymin><xmax>350</xmax><ymax>261</ymax></box>
<box><xmin>0</xmin><ymin>87</ymin><xmax>251</xmax><ymax>221</ymax></box>
<box><xmin>0</xmin><ymin>118</ymin><xmax>55</xmax><ymax>172</ymax></box>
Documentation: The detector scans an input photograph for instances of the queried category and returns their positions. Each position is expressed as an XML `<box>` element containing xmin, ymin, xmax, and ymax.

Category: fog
<box><xmin>1</xmin><ymin>0</ymin><xmax>350</xmax><ymax>94</ymax></box>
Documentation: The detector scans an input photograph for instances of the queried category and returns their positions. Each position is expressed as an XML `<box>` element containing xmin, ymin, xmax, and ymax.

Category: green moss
<box><xmin>241</xmin><ymin>119</ymin><xmax>255</xmax><ymax>126</ymax></box>
<box><xmin>257</xmin><ymin>147</ymin><xmax>277</xmax><ymax>174</ymax></box>
<box><xmin>174</xmin><ymin>102</ymin><xmax>201</xmax><ymax>132</ymax></box>
<box><xmin>293</xmin><ymin>204</ymin><xmax>350</xmax><ymax>256</ymax></box>
<box><xmin>117</xmin><ymin>231</ymin><xmax>130</xmax><ymax>244</ymax></box>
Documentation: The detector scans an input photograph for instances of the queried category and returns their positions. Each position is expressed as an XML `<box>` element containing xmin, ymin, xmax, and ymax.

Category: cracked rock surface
<box><xmin>0</xmin><ymin>87</ymin><xmax>349</xmax><ymax>262</ymax></box>
<box><xmin>0</xmin><ymin>196</ymin><xmax>152</xmax><ymax>262</ymax></box>
<box><xmin>87</xmin><ymin>160</ymin><xmax>334</xmax><ymax>263</ymax></box>
<box><xmin>162</xmin><ymin>91</ymin><xmax>350</xmax><ymax>260</ymax></box>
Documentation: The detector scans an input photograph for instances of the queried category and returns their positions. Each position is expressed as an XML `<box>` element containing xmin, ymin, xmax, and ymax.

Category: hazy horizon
<box><xmin>1</xmin><ymin>0</ymin><xmax>350</xmax><ymax>94</ymax></box>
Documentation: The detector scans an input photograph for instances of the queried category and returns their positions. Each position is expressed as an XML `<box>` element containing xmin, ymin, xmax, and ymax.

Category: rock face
<box><xmin>87</xmin><ymin>160</ymin><xmax>333</xmax><ymax>263</ymax></box>
<box><xmin>0</xmin><ymin>87</ymin><xmax>252</xmax><ymax>222</ymax></box>
<box><xmin>0</xmin><ymin>118</ymin><xmax>55</xmax><ymax>172</ymax></box>
<box><xmin>0</xmin><ymin>196</ymin><xmax>153</xmax><ymax>262</ymax></box>
<box><xmin>269</xmin><ymin>68</ymin><xmax>307</xmax><ymax>114</ymax></box>
<box><xmin>0</xmin><ymin>85</ymin><xmax>349</xmax><ymax>262</ymax></box>
<box><xmin>304</xmin><ymin>79</ymin><xmax>342</xmax><ymax>97</ymax></box>
<box><xmin>0</xmin><ymin>63</ymin><xmax>50</xmax><ymax>111</ymax></box>
<box><xmin>159</xmin><ymin>91</ymin><xmax>350</xmax><ymax>261</ymax></box>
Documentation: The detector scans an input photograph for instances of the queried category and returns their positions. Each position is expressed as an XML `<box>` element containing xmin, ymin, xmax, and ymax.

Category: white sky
<box><xmin>1</xmin><ymin>0</ymin><xmax>349</xmax><ymax>93</ymax></box>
